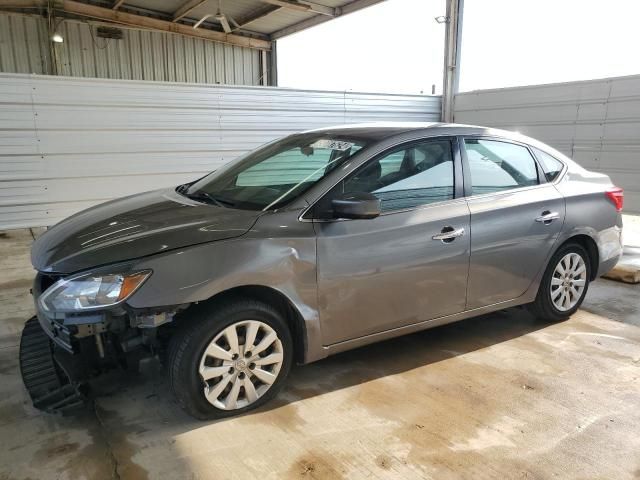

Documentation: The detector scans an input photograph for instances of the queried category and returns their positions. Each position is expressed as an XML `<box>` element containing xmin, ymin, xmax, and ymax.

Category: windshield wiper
<box><xmin>176</xmin><ymin>184</ymin><xmax>230</xmax><ymax>207</ymax></box>
<box><xmin>186</xmin><ymin>191</ymin><xmax>235</xmax><ymax>208</ymax></box>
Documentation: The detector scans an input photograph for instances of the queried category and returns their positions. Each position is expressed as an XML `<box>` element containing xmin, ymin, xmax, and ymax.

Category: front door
<box><xmin>461</xmin><ymin>137</ymin><xmax>566</xmax><ymax>309</ymax></box>
<box><xmin>311</xmin><ymin>138</ymin><xmax>470</xmax><ymax>345</ymax></box>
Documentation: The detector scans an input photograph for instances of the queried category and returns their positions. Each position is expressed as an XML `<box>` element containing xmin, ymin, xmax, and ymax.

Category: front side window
<box><xmin>532</xmin><ymin>147</ymin><xmax>564</xmax><ymax>182</ymax></box>
<box><xmin>183</xmin><ymin>135</ymin><xmax>368</xmax><ymax>210</ymax></box>
<box><xmin>314</xmin><ymin>139</ymin><xmax>455</xmax><ymax>217</ymax></box>
<box><xmin>463</xmin><ymin>139</ymin><xmax>539</xmax><ymax>195</ymax></box>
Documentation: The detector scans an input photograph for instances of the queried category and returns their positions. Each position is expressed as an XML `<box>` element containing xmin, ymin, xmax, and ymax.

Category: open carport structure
<box><xmin>0</xmin><ymin>0</ymin><xmax>390</xmax><ymax>84</ymax></box>
<box><xmin>0</xmin><ymin>1</ymin><xmax>639</xmax><ymax>479</ymax></box>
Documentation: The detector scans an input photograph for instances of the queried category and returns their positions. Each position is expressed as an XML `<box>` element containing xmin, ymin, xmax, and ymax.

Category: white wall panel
<box><xmin>454</xmin><ymin>75</ymin><xmax>640</xmax><ymax>213</ymax></box>
<box><xmin>0</xmin><ymin>73</ymin><xmax>441</xmax><ymax>229</ymax></box>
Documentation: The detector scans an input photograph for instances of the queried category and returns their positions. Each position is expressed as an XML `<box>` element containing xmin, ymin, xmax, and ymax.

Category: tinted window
<box><xmin>185</xmin><ymin>135</ymin><xmax>366</xmax><ymax>211</ymax></box>
<box><xmin>464</xmin><ymin>139</ymin><xmax>539</xmax><ymax>195</ymax></box>
<box><xmin>532</xmin><ymin>147</ymin><xmax>564</xmax><ymax>182</ymax></box>
<box><xmin>237</xmin><ymin>148</ymin><xmax>335</xmax><ymax>186</ymax></box>
<box><xmin>315</xmin><ymin>139</ymin><xmax>454</xmax><ymax>217</ymax></box>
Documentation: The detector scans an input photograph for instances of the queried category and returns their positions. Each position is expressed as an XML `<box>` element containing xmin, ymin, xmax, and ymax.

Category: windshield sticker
<box><xmin>310</xmin><ymin>139</ymin><xmax>354</xmax><ymax>151</ymax></box>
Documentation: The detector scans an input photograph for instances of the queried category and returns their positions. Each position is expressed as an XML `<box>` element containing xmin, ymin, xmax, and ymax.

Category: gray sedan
<box><xmin>23</xmin><ymin>123</ymin><xmax>623</xmax><ymax>419</ymax></box>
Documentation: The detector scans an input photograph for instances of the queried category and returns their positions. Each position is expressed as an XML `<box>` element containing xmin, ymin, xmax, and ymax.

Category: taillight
<box><xmin>605</xmin><ymin>186</ymin><xmax>624</xmax><ymax>212</ymax></box>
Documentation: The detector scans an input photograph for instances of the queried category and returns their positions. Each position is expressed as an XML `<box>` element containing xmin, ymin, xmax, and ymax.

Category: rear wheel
<box><xmin>168</xmin><ymin>299</ymin><xmax>293</xmax><ymax>420</ymax></box>
<box><xmin>529</xmin><ymin>243</ymin><xmax>591</xmax><ymax>322</ymax></box>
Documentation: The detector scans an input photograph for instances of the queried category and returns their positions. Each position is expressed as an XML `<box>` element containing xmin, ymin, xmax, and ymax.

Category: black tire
<box><xmin>167</xmin><ymin>298</ymin><xmax>293</xmax><ymax>420</ymax></box>
<box><xmin>529</xmin><ymin>242</ymin><xmax>591</xmax><ymax>322</ymax></box>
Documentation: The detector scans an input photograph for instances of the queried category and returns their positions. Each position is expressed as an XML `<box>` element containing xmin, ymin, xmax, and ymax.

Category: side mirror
<box><xmin>331</xmin><ymin>192</ymin><xmax>381</xmax><ymax>220</ymax></box>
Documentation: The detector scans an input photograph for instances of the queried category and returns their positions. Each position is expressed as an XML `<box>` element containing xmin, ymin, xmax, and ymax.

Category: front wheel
<box><xmin>168</xmin><ymin>299</ymin><xmax>293</xmax><ymax>420</ymax></box>
<box><xmin>529</xmin><ymin>243</ymin><xmax>591</xmax><ymax>322</ymax></box>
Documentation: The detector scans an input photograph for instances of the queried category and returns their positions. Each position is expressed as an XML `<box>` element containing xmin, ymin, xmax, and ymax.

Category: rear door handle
<box><xmin>432</xmin><ymin>226</ymin><xmax>465</xmax><ymax>243</ymax></box>
<box><xmin>535</xmin><ymin>211</ymin><xmax>559</xmax><ymax>224</ymax></box>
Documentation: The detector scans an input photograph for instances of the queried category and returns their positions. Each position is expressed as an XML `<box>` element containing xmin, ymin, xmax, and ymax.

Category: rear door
<box><xmin>311</xmin><ymin>137</ymin><xmax>470</xmax><ymax>345</ymax></box>
<box><xmin>461</xmin><ymin>137</ymin><xmax>566</xmax><ymax>309</ymax></box>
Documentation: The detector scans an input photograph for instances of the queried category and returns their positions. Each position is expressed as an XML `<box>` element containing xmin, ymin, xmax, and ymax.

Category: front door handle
<box><xmin>535</xmin><ymin>211</ymin><xmax>559</xmax><ymax>224</ymax></box>
<box><xmin>432</xmin><ymin>226</ymin><xmax>465</xmax><ymax>243</ymax></box>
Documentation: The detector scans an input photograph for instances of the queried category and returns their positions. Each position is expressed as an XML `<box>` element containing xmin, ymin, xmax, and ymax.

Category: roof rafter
<box><xmin>257</xmin><ymin>0</ymin><xmax>334</xmax><ymax>16</ymax></box>
<box><xmin>271</xmin><ymin>0</ymin><xmax>384</xmax><ymax>39</ymax></box>
<box><xmin>172</xmin><ymin>0</ymin><xmax>208</xmax><ymax>22</ymax></box>
<box><xmin>233</xmin><ymin>4</ymin><xmax>282</xmax><ymax>31</ymax></box>
<box><xmin>0</xmin><ymin>0</ymin><xmax>272</xmax><ymax>49</ymax></box>
<box><xmin>0</xmin><ymin>0</ymin><xmax>41</xmax><ymax>6</ymax></box>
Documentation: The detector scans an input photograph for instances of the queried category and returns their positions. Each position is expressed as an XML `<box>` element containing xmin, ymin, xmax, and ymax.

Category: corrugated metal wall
<box><xmin>0</xmin><ymin>73</ymin><xmax>441</xmax><ymax>229</ymax></box>
<box><xmin>0</xmin><ymin>13</ymin><xmax>51</xmax><ymax>74</ymax></box>
<box><xmin>454</xmin><ymin>75</ymin><xmax>640</xmax><ymax>213</ymax></box>
<box><xmin>0</xmin><ymin>12</ymin><xmax>263</xmax><ymax>85</ymax></box>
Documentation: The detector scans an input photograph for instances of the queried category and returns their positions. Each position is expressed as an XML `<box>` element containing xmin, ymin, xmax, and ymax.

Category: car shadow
<box><xmin>88</xmin><ymin>306</ymin><xmax>558</xmax><ymax>432</ymax></box>
<box><xmin>274</xmin><ymin>307</ymin><xmax>554</xmax><ymax>407</ymax></box>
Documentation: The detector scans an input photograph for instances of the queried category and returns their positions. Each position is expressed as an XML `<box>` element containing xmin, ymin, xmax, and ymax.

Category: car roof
<box><xmin>302</xmin><ymin>122</ymin><xmax>534</xmax><ymax>144</ymax></box>
<box><xmin>299</xmin><ymin>122</ymin><xmax>579</xmax><ymax>169</ymax></box>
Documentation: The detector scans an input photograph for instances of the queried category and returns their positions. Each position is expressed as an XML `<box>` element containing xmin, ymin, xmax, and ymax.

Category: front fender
<box><xmin>126</xmin><ymin>209</ymin><xmax>325</xmax><ymax>363</ymax></box>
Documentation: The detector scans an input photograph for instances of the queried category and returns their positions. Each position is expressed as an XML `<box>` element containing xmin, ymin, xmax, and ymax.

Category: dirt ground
<box><xmin>1</xmin><ymin>228</ymin><xmax>639</xmax><ymax>480</ymax></box>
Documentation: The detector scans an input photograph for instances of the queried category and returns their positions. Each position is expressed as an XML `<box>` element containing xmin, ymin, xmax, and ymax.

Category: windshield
<box><xmin>182</xmin><ymin>133</ymin><xmax>368</xmax><ymax>210</ymax></box>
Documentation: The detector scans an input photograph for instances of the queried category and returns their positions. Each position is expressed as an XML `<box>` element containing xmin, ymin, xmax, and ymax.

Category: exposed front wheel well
<box><xmin>559</xmin><ymin>234</ymin><xmax>599</xmax><ymax>280</ymax></box>
<box><xmin>178</xmin><ymin>285</ymin><xmax>307</xmax><ymax>364</ymax></box>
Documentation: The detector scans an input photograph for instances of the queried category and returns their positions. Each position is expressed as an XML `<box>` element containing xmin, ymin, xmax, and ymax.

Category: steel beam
<box><xmin>269</xmin><ymin>40</ymin><xmax>278</xmax><ymax>86</ymax></box>
<box><xmin>234</xmin><ymin>4</ymin><xmax>282</xmax><ymax>31</ymax></box>
<box><xmin>257</xmin><ymin>0</ymin><xmax>334</xmax><ymax>16</ymax></box>
<box><xmin>270</xmin><ymin>0</ymin><xmax>383</xmax><ymax>39</ymax></box>
<box><xmin>38</xmin><ymin>0</ymin><xmax>273</xmax><ymax>50</ymax></box>
<box><xmin>441</xmin><ymin>0</ymin><xmax>463</xmax><ymax>123</ymax></box>
<box><xmin>172</xmin><ymin>0</ymin><xmax>207</xmax><ymax>22</ymax></box>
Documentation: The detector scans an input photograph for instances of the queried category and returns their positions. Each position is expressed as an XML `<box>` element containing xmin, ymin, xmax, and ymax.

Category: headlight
<box><xmin>40</xmin><ymin>270</ymin><xmax>151</xmax><ymax>312</ymax></box>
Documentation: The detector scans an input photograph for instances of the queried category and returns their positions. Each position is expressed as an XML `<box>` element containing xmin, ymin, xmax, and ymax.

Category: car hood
<box><xmin>32</xmin><ymin>188</ymin><xmax>261</xmax><ymax>273</ymax></box>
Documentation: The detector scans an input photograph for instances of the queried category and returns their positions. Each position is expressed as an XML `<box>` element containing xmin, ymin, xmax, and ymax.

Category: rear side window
<box><xmin>463</xmin><ymin>139</ymin><xmax>539</xmax><ymax>195</ymax></box>
<box><xmin>532</xmin><ymin>147</ymin><xmax>564</xmax><ymax>182</ymax></box>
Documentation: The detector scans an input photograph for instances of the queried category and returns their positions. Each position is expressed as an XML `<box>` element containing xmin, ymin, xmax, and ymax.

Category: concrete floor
<box><xmin>1</xmin><ymin>229</ymin><xmax>640</xmax><ymax>479</ymax></box>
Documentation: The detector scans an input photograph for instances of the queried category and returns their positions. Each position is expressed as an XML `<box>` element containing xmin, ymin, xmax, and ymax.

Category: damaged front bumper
<box><xmin>19</xmin><ymin>317</ymin><xmax>88</xmax><ymax>413</ymax></box>
<box><xmin>20</xmin><ymin>272</ymin><xmax>183</xmax><ymax>414</ymax></box>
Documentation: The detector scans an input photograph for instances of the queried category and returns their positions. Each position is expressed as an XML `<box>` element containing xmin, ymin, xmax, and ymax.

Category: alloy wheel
<box><xmin>550</xmin><ymin>252</ymin><xmax>587</xmax><ymax>312</ymax></box>
<box><xmin>198</xmin><ymin>320</ymin><xmax>284</xmax><ymax>410</ymax></box>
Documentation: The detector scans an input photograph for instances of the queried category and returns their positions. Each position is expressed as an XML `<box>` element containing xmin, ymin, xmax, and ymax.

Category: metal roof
<box><xmin>0</xmin><ymin>0</ymin><xmax>386</xmax><ymax>49</ymax></box>
<box><xmin>120</xmin><ymin>0</ymin><xmax>386</xmax><ymax>39</ymax></box>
